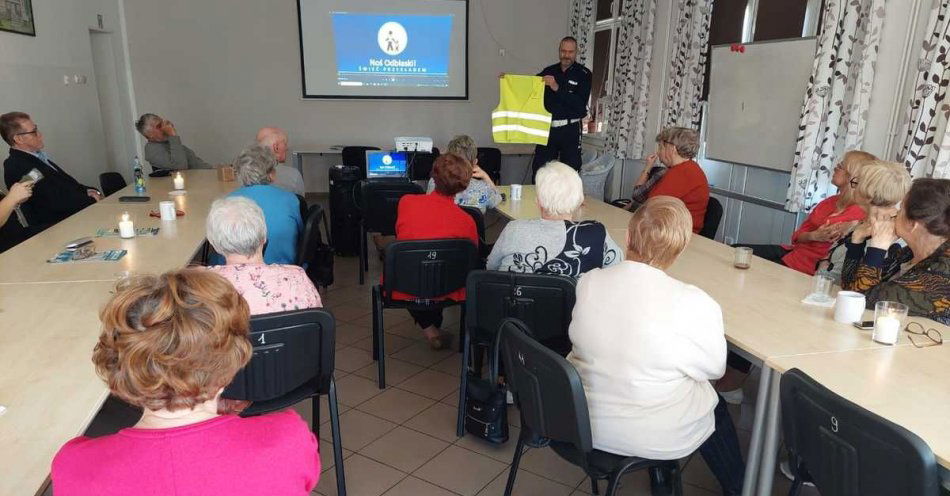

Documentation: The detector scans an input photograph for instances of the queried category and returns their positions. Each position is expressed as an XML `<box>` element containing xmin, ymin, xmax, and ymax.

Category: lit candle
<box><xmin>173</xmin><ymin>172</ymin><xmax>185</xmax><ymax>190</ymax></box>
<box><xmin>873</xmin><ymin>315</ymin><xmax>900</xmax><ymax>345</ymax></box>
<box><xmin>118</xmin><ymin>212</ymin><xmax>135</xmax><ymax>239</ymax></box>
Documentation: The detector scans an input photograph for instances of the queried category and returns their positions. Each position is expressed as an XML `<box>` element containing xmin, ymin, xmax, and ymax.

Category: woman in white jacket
<box><xmin>567</xmin><ymin>196</ymin><xmax>744</xmax><ymax>495</ymax></box>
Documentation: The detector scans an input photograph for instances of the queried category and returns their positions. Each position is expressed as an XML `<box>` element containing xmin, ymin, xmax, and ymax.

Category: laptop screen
<box><xmin>366</xmin><ymin>151</ymin><xmax>408</xmax><ymax>179</ymax></box>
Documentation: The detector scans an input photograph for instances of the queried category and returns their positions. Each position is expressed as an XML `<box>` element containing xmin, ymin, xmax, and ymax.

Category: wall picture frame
<box><xmin>0</xmin><ymin>0</ymin><xmax>36</xmax><ymax>37</ymax></box>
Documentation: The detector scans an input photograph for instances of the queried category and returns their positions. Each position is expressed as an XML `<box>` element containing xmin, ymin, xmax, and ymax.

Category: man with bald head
<box><xmin>256</xmin><ymin>127</ymin><xmax>304</xmax><ymax>196</ymax></box>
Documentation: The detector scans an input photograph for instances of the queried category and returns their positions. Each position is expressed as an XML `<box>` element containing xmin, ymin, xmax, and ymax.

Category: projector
<box><xmin>394</xmin><ymin>137</ymin><xmax>433</xmax><ymax>153</ymax></box>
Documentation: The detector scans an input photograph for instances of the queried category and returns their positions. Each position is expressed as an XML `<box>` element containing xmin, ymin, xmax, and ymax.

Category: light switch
<box><xmin>63</xmin><ymin>75</ymin><xmax>70</xmax><ymax>85</ymax></box>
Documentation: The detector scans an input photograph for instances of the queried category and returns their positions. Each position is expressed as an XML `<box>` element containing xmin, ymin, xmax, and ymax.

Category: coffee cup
<box><xmin>159</xmin><ymin>201</ymin><xmax>177</xmax><ymax>221</ymax></box>
<box><xmin>833</xmin><ymin>290</ymin><xmax>866</xmax><ymax>324</ymax></box>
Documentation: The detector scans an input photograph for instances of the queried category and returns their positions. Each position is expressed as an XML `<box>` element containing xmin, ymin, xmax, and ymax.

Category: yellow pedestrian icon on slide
<box><xmin>378</xmin><ymin>21</ymin><xmax>407</xmax><ymax>56</ymax></box>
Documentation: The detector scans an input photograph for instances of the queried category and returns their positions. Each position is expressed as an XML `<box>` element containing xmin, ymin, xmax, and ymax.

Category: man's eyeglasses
<box><xmin>905</xmin><ymin>322</ymin><xmax>943</xmax><ymax>348</ymax></box>
<box><xmin>15</xmin><ymin>126</ymin><xmax>38</xmax><ymax>137</ymax></box>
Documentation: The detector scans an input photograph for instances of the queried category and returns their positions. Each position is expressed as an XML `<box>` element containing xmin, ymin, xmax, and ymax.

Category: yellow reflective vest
<box><xmin>492</xmin><ymin>75</ymin><xmax>552</xmax><ymax>146</ymax></box>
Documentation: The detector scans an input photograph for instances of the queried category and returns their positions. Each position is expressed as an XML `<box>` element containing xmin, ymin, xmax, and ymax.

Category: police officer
<box><xmin>533</xmin><ymin>36</ymin><xmax>591</xmax><ymax>176</ymax></box>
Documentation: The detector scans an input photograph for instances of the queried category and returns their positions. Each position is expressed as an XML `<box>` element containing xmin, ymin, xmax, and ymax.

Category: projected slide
<box><xmin>331</xmin><ymin>14</ymin><xmax>453</xmax><ymax>88</ymax></box>
<box><xmin>298</xmin><ymin>0</ymin><xmax>468</xmax><ymax>99</ymax></box>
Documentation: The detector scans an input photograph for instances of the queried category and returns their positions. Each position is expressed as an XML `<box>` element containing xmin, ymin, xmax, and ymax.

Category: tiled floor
<box><xmin>296</xmin><ymin>249</ymin><xmax>819</xmax><ymax>496</ymax></box>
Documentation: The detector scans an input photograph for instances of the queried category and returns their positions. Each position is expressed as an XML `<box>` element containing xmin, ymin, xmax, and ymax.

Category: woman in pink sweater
<box><xmin>52</xmin><ymin>269</ymin><xmax>319</xmax><ymax>495</ymax></box>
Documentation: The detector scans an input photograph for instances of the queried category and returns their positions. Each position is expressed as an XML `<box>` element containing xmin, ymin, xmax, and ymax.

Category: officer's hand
<box><xmin>542</xmin><ymin>75</ymin><xmax>558</xmax><ymax>91</ymax></box>
<box><xmin>498</xmin><ymin>72</ymin><xmax>506</xmax><ymax>79</ymax></box>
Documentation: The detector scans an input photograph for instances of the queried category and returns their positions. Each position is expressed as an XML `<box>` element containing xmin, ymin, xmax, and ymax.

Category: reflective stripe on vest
<box><xmin>492</xmin><ymin>75</ymin><xmax>552</xmax><ymax>146</ymax></box>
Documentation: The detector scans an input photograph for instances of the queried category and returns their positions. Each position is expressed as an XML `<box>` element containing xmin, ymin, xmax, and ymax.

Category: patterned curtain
<box><xmin>569</xmin><ymin>0</ymin><xmax>596</xmax><ymax>66</ymax></box>
<box><xmin>895</xmin><ymin>0</ymin><xmax>950</xmax><ymax>180</ymax></box>
<box><xmin>785</xmin><ymin>0</ymin><xmax>886</xmax><ymax>213</ymax></box>
<box><xmin>661</xmin><ymin>0</ymin><xmax>713</xmax><ymax>129</ymax></box>
<box><xmin>606</xmin><ymin>0</ymin><xmax>657</xmax><ymax>159</ymax></box>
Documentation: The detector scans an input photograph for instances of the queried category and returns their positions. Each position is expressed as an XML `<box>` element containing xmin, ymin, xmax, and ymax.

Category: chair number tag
<box><xmin>830</xmin><ymin>416</ymin><xmax>839</xmax><ymax>433</ymax></box>
<box><xmin>257</xmin><ymin>334</ymin><xmax>266</xmax><ymax>345</ymax></box>
<box><xmin>427</xmin><ymin>251</ymin><xmax>437</xmax><ymax>259</ymax></box>
<box><xmin>514</xmin><ymin>286</ymin><xmax>523</xmax><ymax>296</ymax></box>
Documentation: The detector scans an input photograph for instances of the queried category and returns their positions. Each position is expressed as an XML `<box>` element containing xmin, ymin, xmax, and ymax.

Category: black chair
<box><xmin>499</xmin><ymin>318</ymin><xmax>681</xmax><ymax>496</ymax></box>
<box><xmin>476</xmin><ymin>147</ymin><xmax>502</xmax><ymax>183</ymax></box>
<box><xmin>99</xmin><ymin>172</ymin><xmax>127</xmax><ymax>197</ymax></box>
<box><xmin>372</xmin><ymin>239</ymin><xmax>478</xmax><ymax>388</ymax></box>
<box><xmin>780</xmin><ymin>368</ymin><xmax>939</xmax><ymax>496</ymax></box>
<box><xmin>296</xmin><ymin>194</ymin><xmax>309</xmax><ymax>225</ymax></box>
<box><xmin>341</xmin><ymin>146</ymin><xmax>380</xmax><ymax>179</ymax></box>
<box><xmin>699</xmin><ymin>197</ymin><xmax>723</xmax><ymax>240</ymax></box>
<box><xmin>296</xmin><ymin>203</ymin><xmax>334</xmax><ymax>289</ymax></box>
<box><xmin>459</xmin><ymin>206</ymin><xmax>491</xmax><ymax>263</ymax></box>
<box><xmin>223</xmin><ymin>309</ymin><xmax>347</xmax><ymax>496</ymax></box>
<box><xmin>456</xmin><ymin>271</ymin><xmax>577</xmax><ymax>437</ymax></box>
<box><xmin>408</xmin><ymin>147</ymin><xmax>440</xmax><ymax>181</ymax></box>
<box><xmin>357</xmin><ymin>181</ymin><xmax>424</xmax><ymax>285</ymax></box>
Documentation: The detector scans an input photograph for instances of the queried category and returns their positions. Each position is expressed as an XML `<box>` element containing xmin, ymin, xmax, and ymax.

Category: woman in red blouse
<box><xmin>627</xmin><ymin>127</ymin><xmax>710</xmax><ymax>234</ymax></box>
<box><xmin>394</xmin><ymin>153</ymin><xmax>478</xmax><ymax>349</ymax></box>
<box><xmin>736</xmin><ymin>150</ymin><xmax>876</xmax><ymax>275</ymax></box>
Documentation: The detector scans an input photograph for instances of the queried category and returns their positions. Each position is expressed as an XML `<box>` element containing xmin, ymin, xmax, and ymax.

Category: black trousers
<box><xmin>651</xmin><ymin>395</ymin><xmax>745</xmax><ymax>496</ymax></box>
<box><xmin>408</xmin><ymin>308</ymin><xmax>443</xmax><ymax>329</ymax></box>
<box><xmin>532</xmin><ymin>121</ymin><xmax>582</xmax><ymax>180</ymax></box>
<box><xmin>735</xmin><ymin>244</ymin><xmax>789</xmax><ymax>265</ymax></box>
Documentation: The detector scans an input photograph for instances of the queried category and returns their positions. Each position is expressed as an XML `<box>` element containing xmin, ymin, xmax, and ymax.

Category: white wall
<box><xmin>122</xmin><ymin>0</ymin><xmax>569</xmax><ymax>167</ymax></box>
<box><xmin>0</xmin><ymin>0</ymin><xmax>130</xmax><ymax>187</ymax></box>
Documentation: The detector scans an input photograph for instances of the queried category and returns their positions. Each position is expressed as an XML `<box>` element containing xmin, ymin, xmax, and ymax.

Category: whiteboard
<box><xmin>705</xmin><ymin>38</ymin><xmax>818</xmax><ymax>172</ymax></box>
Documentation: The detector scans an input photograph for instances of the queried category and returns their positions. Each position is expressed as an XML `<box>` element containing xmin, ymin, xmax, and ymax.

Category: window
<box><xmin>703</xmin><ymin>0</ymin><xmax>822</xmax><ymax>100</ymax></box>
<box><xmin>586</xmin><ymin>0</ymin><xmax>621</xmax><ymax>136</ymax></box>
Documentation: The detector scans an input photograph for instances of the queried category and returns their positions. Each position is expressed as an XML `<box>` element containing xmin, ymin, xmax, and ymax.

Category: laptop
<box><xmin>365</xmin><ymin>150</ymin><xmax>409</xmax><ymax>180</ymax></box>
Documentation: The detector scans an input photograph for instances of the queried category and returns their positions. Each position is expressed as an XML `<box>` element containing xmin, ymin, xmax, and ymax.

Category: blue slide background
<box><xmin>331</xmin><ymin>13</ymin><xmax>453</xmax><ymax>76</ymax></box>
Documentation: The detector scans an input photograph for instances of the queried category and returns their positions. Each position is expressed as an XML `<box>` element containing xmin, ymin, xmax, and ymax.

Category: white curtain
<box><xmin>785</xmin><ymin>0</ymin><xmax>886</xmax><ymax>213</ymax></box>
<box><xmin>895</xmin><ymin>0</ymin><xmax>950</xmax><ymax>180</ymax></box>
<box><xmin>569</xmin><ymin>0</ymin><xmax>596</xmax><ymax>66</ymax></box>
<box><xmin>606</xmin><ymin>0</ymin><xmax>657</xmax><ymax>159</ymax></box>
<box><xmin>661</xmin><ymin>0</ymin><xmax>713</xmax><ymax>129</ymax></box>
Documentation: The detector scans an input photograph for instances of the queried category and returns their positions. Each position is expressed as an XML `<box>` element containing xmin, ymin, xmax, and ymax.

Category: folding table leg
<box><xmin>741</xmin><ymin>365</ymin><xmax>773</xmax><ymax>496</ymax></box>
<box><xmin>756</xmin><ymin>370</ymin><xmax>783</xmax><ymax>496</ymax></box>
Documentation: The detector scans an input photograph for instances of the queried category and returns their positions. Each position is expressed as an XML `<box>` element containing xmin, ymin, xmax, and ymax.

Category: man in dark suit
<box><xmin>1</xmin><ymin>111</ymin><xmax>101</xmax><ymax>229</ymax></box>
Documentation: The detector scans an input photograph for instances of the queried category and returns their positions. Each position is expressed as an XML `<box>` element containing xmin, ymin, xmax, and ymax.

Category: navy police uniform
<box><xmin>532</xmin><ymin>62</ymin><xmax>592</xmax><ymax>176</ymax></box>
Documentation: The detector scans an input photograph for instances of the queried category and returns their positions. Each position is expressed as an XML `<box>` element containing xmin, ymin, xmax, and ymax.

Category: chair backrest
<box><xmin>500</xmin><ymin>318</ymin><xmax>593</xmax><ymax>453</ymax></box>
<box><xmin>781</xmin><ymin>368</ymin><xmax>940</xmax><ymax>496</ymax></box>
<box><xmin>699</xmin><ymin>197</ymin><xmax>723</xmax><ymax>240</ymax></box>
<box><xmin>476</xmin><ymin>147</ymin><xmax>502</xmax><ymax>183</ymax></box>
<box><xmin>99</xmin><ymin>172</ymin><xmax>127</xmax><ymax>197</ymax></box>
<box><xmin>224</xmin><ymin>309</ymin><xmax>336</xmax><ymax>402</ymax></box>
<box><xmin>382</xmin><ymin>239</ymin><xmax>478</xmax><ymax>301</ymax></box>
<box><xmin>360</xmin><ymin>181</ymin><xmax>424</xmax><ymax>234</ymax></box>
<box><xmin>296</xmin><ymin>204</ymin><xmax>333</xmax><ymax>286</ymax></box>
<box><xmin>466</xmin><ymin>270</ymin><xmax>576</xmax><ymax>352</ymax></box>
<box><xmin>409</xmin><ymin>147</ymin><xmax>441</xmax><ymax>181</ymax></box>
<box><xmin>296</xmin><ymin>194</ymin><xmax>309</xmax><ymax>223</ymax></box>
<box><xmin>341</xmin><ymin>146</ymin><xmax>381</xmax><ymax>179</ymax></box>
<box><xmin>459</xmin><ymin>206</ymin><xmax>487</xmax><ymax>245</ymax></box>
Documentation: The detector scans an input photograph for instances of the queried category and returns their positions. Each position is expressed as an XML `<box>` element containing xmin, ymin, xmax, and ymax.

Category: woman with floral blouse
<box><xmin>206</xmin><ymin>196</ymin><xmax>321</xmax><ymax>315</ymax></box>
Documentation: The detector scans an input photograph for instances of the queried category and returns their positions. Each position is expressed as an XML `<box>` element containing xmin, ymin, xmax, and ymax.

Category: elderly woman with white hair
<box><xmin>486</xmin><ymin>161</ymin><xmax>621</xmax><ymax>278</ymax></box>
<box><xmin>228</xmin><ymin>145</ymin><xmax>302</xmax><ymax>265</ymax></box>
<box><xmin>207</xmin><ymin>196</ymin><xmax>321</xmax><ymax>315</ymax></box>
<box><xmin>568</xmin><ymin>196</ymin><xmax>744</xmax><ymax>495</ymax></box>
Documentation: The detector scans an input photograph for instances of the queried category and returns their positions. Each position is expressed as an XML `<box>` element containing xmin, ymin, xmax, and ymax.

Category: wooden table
<box><xmin>767</xmin><ymin>344</ymin><xmax>950</xmax><ymax>470</ymax></box>
<box><xmin>0</xmin><ymin>281</ymin><xmax>116</xmax><ymax>494</ymax></box>
<box><xmin>493</xmin><ymin>186</ymin><xmax>949</xmax><ymax>494</ymax></box>
<box><xmin>0</xmin><ymin>171</ymin><xmax>234</xmax><ymax>284</ymax></box>
<box><xmin>0</xmin><ymin>170</ymin><xmax>236</xmax><ymax>495</ymax></box>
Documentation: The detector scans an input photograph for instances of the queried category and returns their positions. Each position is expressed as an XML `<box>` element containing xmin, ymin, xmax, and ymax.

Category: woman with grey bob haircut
<box><xmin>426</xmin><ymin>135</ymin><xmax>502</xmax><ymax>212</ymax></box>
<box><xmin>486</xmin><ymin>161</ymin><xmax>621</xmax><ymax>279</ymax></box>
<box><xmin>235</xmin><ymin>145</ymin><xmax>278</xmax><ymax>186</ymax></box>
<box><xmin>206</xmin><ymin>196</ymin><xmax>321</xmax><ymax>315</ymax></box>
<box><xmin>224</xmin><ymin>145</ymin><xmax>303</xmax><ymax>265</ymax></box>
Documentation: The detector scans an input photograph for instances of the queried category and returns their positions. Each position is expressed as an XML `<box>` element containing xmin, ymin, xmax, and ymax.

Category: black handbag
<box><xmin>306</xmin><ymin>209</ymin><xmax>335</xmax><ymax>288</ymax></box>
<box><xmin>464</xmin><ymin>332</ymin><xmax>508</xmax><ymax>444</ymax></box>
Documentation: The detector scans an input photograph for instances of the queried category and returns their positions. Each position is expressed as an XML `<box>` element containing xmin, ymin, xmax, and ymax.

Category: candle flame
<box><xmin>121</xmin><ymin>213</ymin><xmax>129</xmax><ymax>222</ymax></box>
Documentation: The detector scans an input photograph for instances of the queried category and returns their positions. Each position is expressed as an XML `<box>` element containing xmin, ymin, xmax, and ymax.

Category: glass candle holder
<box><xmin>872</xmin><ymin>301</ymin><xmax>908</xmax><ymax>345</ymax></box>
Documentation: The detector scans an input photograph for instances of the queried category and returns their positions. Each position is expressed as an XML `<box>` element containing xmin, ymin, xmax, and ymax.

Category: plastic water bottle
<box><xmin>132</xmin><ymin>156</ymin><xmax>146</xmax><ymax>194</ymax></box>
